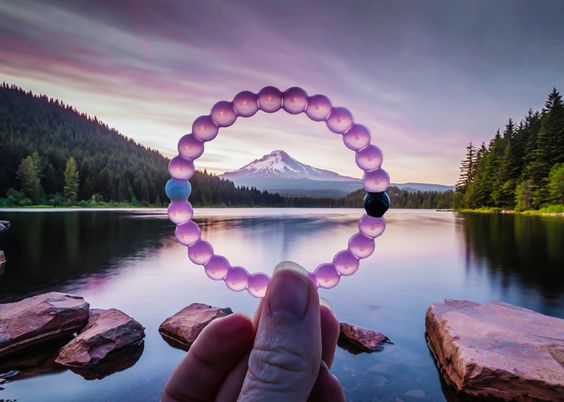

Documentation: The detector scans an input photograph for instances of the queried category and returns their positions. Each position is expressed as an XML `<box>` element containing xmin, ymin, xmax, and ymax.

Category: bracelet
<box><xmin>166</xmin><ymin>86</ymin><xmax>390</xmax><ymax>297</ymax></box>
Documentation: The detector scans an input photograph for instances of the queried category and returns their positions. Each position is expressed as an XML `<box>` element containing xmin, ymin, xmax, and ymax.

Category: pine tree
<box><xmin>546</xmin><ymin>163</ymin><xmax>564</xmax><ymax>204</ymax></box>
<box><xmin>527</xmin><ymin>89</ymin><xmax>564</xmax><ymax>206</ymax></box>
<box><xmin>493</xmin><ymin>119</ymin><xmax>516</xmax><ymax>207</ymax></box>
<box><xmin>63</xmin><ymin>157</ymin><xmax>79</xmax><ymax>201</ymax></box>
<box><xmin>16</xmin><ymin>152</ymin><xmax>43</xmax><ymax>203</ymax></box>
<box><xmin>456</xmin><ymin>142</ymin><xmax>476</xmax><ymax>191</ymax></box>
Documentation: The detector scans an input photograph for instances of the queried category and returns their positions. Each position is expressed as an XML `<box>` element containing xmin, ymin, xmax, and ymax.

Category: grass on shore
<box><xmin>456</xmin><ymin>204</ymin><xmax>564</xmax><ymax>216</ymax></box>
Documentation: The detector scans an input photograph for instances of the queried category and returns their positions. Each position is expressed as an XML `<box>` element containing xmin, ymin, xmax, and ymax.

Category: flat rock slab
<box><xmin>56</xmin><ymin>308</ymin><xmax>145</xmax><ymax>368</ymax></box>
<box><xmin>426</xmin><ymin>299</ymin><xmax>564</xmax><ymax>402</ymax></box>
<box><xmin>339</xmin><ymin>322</ymin><xmax>391</xmax><ymax>353</ymax></box>
<box><xmin>159</xmin><ymin>303</ymin><xmax>232</xmax><ymax>350</ymax></box>
<box><xmin>0</xmin><ymin>292</ymin><xmax>89</xmax><ymax>359</ymax></box>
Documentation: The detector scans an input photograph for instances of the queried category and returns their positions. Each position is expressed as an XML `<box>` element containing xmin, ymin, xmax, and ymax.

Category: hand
<box><xmin>162</xmin><ymin>261</ymin><xmax>346</xmax><ymax>402</ymax></box>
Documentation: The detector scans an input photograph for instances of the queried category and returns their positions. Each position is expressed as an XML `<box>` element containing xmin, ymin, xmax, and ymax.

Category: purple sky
<box><xmin>1</xmin><ymin>0</ymin><xmax>563</xmax><ymax>185</ymax></box>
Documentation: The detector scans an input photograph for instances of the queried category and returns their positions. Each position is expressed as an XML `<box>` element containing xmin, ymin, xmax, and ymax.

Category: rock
<box><xmin>0</xmin><ymin>220</ymin><xmax>11</xmax><ymax>232</ymax></box>
<box><xmin>56</xmin><ymin>308</ymin><xmax>144</xmax><ymax>369</ymax></box>
<box><xmin>426</xmin><ymin>299</ymin><xmax>564</xmax><ymax>402</ymax></box>
<box><xmin>339</xmin><ymin>322</ymin><xmax>391</xmax><ymax>353</ymax></box>
<box><xmin>0</xmin><ymin>250</ymin><xmax>5</xmax><ymax>265</ymax></box>
<box><xmin>159</xmin><ymin>303</ymin><xmax>232</xmax><ymax>350</ymax></box>
<box><xmin>0</xmin><ymin>292</ymin><xmax>89</xmax><ymax>359</ymax></box>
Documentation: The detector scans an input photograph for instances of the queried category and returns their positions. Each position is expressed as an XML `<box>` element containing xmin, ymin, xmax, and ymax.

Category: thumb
<box><xmin>238</xmin><ymin>262</ymin><xmax>322</xmax><ymax>402</ymax></box>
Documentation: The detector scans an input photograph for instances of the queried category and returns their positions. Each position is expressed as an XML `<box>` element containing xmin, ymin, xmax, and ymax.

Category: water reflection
<box><xmin>69</xmin><ymin>342</ymin><xmax>145</xmax><ymax>380</ymax></box>
<box><xmin>0</xmin><ymin>210</ymin><xmax>170</xmax><ymax>302</ymax></box>
<box><xmin>459</xmin><ymin>213</ymin><xmax>564</xmax><ymax>314</ymax></box>
<box><xmin>0</xmin><ymin>209</ymin><xmax>562</xmax><ymax>402</ymax></box>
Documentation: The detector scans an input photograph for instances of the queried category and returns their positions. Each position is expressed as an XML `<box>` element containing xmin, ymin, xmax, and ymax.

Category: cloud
<box><xmin>1</xmin><ymin>0</ymin><xmax>563</xmax><ymax>185</ymax></box>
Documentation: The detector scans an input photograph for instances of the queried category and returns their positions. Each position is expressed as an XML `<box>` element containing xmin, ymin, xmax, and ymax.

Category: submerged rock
<box><xmin>159</xmin><ymin>303</ymin><xmax>232</xmax><ymax>350</ymax></box>
<box><xmin>426</xmin><ymin>299</ymin><xmax>564</xmax><ymax>402</ymax></box>
<box><xmin>56</xmin><ymin>308</ymin><xmax>145</xmax><ymax>368</ymax></box>
<box><xmin>0</xmin><ymin>292</ymin><xmax>89</xmax><ymax>359</ymax></box>
<box><xmin>338</xmin><ymin>322</ymin><xmax>391</xmax><ymax>353</ymax></box>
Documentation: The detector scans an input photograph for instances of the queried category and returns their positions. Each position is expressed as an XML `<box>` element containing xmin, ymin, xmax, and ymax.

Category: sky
<box><xmin>1</xmin><ymin>0</ymin><xmax>564</xmax><ymax>185</ymax></box>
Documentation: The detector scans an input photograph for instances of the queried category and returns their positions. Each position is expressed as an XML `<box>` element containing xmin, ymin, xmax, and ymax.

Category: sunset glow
<box><xmin>1</xmin><ymin>0</ymin><xmax>563</xmax><ymax>184</ymax></box>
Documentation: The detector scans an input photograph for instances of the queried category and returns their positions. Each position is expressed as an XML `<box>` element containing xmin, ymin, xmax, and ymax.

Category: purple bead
<box><xmin>356</xmin><ymin>144</ymin><xmax>383</xmax><ymax>171</ymax></box>
<box><xmin>343</xmin><ymin>124</ymin><xmax>371</xmax><ymax>151</ymax></box>
<box><xmin>175</xmin><ymin>220</ymin><xmax>201</xmax><ymax>246</ymax></box>
<box><xmin>333</xmin><ymin>250</ymin><xmax>359</xmax><ymax>276</ymax></box>
<box><xmin>314</xmin><ymin>263</ymin><xmax>340</xmax><ymax>289</ymax></box>
<box><xmin>233</xmin><ymin>91</ymin><xmax>258</xmax><ymax>117</ymax></box>
<box><xmin>359</xmin><ymin>214</ymin><xmax>386</xmax><ymax>238</ymax></box>
<box><xmin>188</xmin><ymin>239</ymin><xmax>214</xmax><ymax>265</ymax></box>
<box><xmin>247</xmin><ymin>273</ymin><xmax>270</xmax><ymax>298</ymax></box>
<box><xmin>363</xmin><ymin>168</ymin><xmax>390</xmax><ymax>193</ymax></box>
<box><xmin>305</xmin><ymin>95</ymin><xmax>332</xmax><ymax>121</ymax></box>
<box><xmin>192</xmin><ymin>116</ymin><xmax>219</xmax><ymax>142</ymax></box>
<box><xmin>282</xmin><ymin>87</ymin><xmax>308</xmax><ymax>114</ymax></box>
<box><xmin>326</xmin><ymin>107</ymin><xmax>353</xmax><ymax>134</ymax></box>
<box><xmin>225</xmin><ymin>266</ymin><xmax>249</xmax><ymax>291</ymax></box>
<box><xmin>348</xmin><ymin>232</ymin><xmax>375</xmax><ymax>259</ymax></box>
<box><xmin>168</xmin><ymin>201</ymin><xmax>193</xmax><ymax>225</ymax></box>
<box><xmin>177</xmin><ymin>134</ymin><xmax>204</xmax><ymax>160</ymax></box>
<box><xmin>168</xmin><ymin>156</ymin><xmax>195</xmax><ymax>180</ymax></box>
<box><xmin>257</xmin><ymin>86</ymin><xmax>282</xmax><ymax>113</ymax></box>
<box><xmin>210</xmin><ymin>101</ymin><xmax>237</xmax><ymax>127</ymax></box>
<box><xmin>204</xmin><ymin>255</ymin><xmax>230</xmax><ymax>280</ymax></box>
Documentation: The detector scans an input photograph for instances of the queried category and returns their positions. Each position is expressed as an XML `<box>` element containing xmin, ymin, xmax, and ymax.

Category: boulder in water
<box><xmin>426</xmin><ymin>299</ymin><xmax>564</xmax><ymax>402</ymax></box>
<box><xmin>56</xmin><ymin>308</ymin><xmax>145</xmax><ymax>368</ymax></box>
<box><xmin>0</xmin><ymin>292</ymin><xmax>89</xmax><ymax>359</ymax></box>
<box><xmin>339</xmin><ymin>322</ymin><xmax>390</xmax><ymax>353</ymax></box>
<box><xmin>159</xmin><ymin>303</ymin><xmax>232</xmax><ymax>350</ymax></box>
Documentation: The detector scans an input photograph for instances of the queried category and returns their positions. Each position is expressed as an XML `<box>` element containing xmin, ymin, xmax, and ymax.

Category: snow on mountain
<box><xmin>221</xmin><ymin>150</ymin><xmax>358</xmax><ymax>182</ymax></box>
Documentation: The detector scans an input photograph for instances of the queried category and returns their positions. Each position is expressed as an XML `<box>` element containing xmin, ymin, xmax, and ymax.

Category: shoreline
<box><xmin>455</xmin><ymin>208</ymin><xmax>564</xmax><ymax>217</ymax></box>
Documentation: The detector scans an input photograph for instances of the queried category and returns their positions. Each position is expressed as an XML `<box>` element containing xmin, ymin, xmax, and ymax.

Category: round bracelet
<box><xmin>165</xmin><ymin>86</ymin><xmax>390</xmax><ymax>298</ymax></box>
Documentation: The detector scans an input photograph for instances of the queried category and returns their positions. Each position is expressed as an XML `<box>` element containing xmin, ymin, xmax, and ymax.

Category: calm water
<box><xmin>0</xmin><ymin>209</ymin><xmax>562</xmax><ymax>402</ymax></box>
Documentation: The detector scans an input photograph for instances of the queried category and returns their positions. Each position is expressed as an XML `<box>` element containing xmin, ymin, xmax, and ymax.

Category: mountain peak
<box><xmin>221</xmin><ymin>150</ymin><xmax>358</xmax><ymax>182</ymax></box>
<box><xmin>270</xmin><ymin>149</ymin><xmax>288</xmax><ymax>157</ymax></box>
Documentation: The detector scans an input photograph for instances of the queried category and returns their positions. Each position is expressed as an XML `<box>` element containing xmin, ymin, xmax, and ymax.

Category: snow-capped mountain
<box><xmin>220</xmin><ymin>150</ymin><xmax>454</xmax><ymax>197</ymax></box>
<box><xmin>220</xmin><ymin>150</ymin><xmax>361</xmax><ymax>196</ymax></box>
<box><xmin>222</xmin><ymin>150</ymin><xmax>358</xmax><ymax>181</ymax></box>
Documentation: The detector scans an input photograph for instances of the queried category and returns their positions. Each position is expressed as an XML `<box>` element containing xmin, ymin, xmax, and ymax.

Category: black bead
<box><xmin>363</xmin><ymin>192</ymin><xmax>390</xmax><ymax>217</ymax></box>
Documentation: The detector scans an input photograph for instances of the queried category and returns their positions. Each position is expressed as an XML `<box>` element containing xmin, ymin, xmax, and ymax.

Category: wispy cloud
<box><xmin>1</xmin><ymin>0</ymin><xmax>563</xmax><ymax>184</ymax></box>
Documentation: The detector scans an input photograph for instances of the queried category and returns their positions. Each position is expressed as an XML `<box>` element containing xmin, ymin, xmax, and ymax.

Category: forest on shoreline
<box><xmin>454</xmin><ymin>88</ymin><xmax>563</xmax><ymax>213</ymax></box>
<box><xmin>0</xmin><ymin>84</ymin><xmax>452</xmax><ymax>209</ymax></box>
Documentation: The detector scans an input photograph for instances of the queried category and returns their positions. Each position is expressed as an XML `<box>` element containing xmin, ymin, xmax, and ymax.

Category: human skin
<box><xmin>162</xmin><ymin>261</ymin><xmax>345</xmax><ymax>402</ymax></box>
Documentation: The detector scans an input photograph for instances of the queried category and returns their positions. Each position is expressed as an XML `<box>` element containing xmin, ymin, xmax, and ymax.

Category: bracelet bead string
<box><xmin>166</xmin><ymin>86</ymin><xmax>390</xmax><ymax>298</ymax></box>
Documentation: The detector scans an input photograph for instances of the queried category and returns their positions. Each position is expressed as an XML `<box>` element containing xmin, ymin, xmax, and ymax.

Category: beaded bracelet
<box><xmin>165</xmin><ymin>86</ymin><xmax>390</xmax><ymax>297</ymax></box>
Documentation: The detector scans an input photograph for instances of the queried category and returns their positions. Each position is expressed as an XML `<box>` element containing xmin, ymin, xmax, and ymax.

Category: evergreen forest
<box><xmin>454</xmin><ymin>88</ymin><xmax>563</xmax><ymax>211</ymax></box>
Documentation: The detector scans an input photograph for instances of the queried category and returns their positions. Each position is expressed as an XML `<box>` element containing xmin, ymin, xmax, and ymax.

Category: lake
<box><xmin>0</xmin><ymin>208</ymin><xmax>562</xmax><ymax>402</ymax></box>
